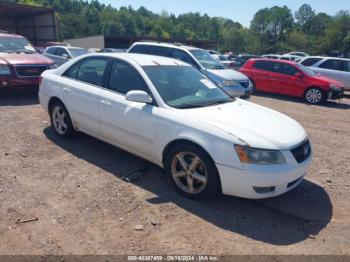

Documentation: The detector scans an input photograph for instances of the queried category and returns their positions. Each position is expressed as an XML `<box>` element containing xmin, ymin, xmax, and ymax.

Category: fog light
<box><xmin>253</xmin><ymin>186</ymin><xmax>275</xmax><ymax>194</ymax></box>
<box><xmin>2</xmin><ymin>80</ymin><xmax>8</xmax><ymax>86</ymax></box>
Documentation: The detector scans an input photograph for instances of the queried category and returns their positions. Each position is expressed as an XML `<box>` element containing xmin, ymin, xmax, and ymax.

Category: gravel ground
<box><xmin>0</xmin><ymin>90</ymin><xmax>349</xmax><ymax>255</ymax></box>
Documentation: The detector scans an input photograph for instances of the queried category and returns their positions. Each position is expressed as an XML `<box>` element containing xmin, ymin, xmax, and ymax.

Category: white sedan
<box><xmin>39</xmin><ymin>53</ymin><xmax>312</xmax><ymax>199</ymax></box>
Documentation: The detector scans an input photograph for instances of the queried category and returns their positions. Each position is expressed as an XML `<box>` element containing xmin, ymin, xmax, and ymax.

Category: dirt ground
<box><xmin>0</xmin><ymin>90</ymin><xmax>349</xmax><ymax>255</ymax></box>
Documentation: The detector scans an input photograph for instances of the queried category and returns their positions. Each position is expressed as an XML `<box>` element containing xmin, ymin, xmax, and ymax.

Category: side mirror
<box><xmin>62</xmin><ymin>53</ymin><xmax>70</xmax><ymax>59</ymax></box>
<box><xmin>294</xmin><ymin>72</ymin><xmax>304</xmax><ymax>78</ymax></box>
<box><xmin>125</xmin><ymin>90</ymin><xmax>153</xmax><ymax>104</ymax></box>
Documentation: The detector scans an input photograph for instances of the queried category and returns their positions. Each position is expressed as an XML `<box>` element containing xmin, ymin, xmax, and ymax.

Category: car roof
<box><xmin>47</xmin><ymin>46</ymin><xmax>85</xmax><ymax>49</ymax></box>
<box><xmin>251</xmin><ymin>58</ymin><xmax>297</xmax><ymax>65</ymax></box>
<box><xmin>0</xmin><ymin>32</ymin><xmax>24</xmax><ymax>38</ymax></box>
<box><xmin>132</xmin><ymin>41</ymin><xmax>200</xmax><ymax>51</ymax></box>
<box><xmin>89</xmin><ymin>53</ymin><xmax>191</xmax><ymax>67</ymax></box>
<box><xmin>304</xmin><ymin>56</ymin><xmax>350</xmax><ymax>61</ymax></box>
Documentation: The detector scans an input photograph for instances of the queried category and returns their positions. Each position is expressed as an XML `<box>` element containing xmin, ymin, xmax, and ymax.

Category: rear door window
<box><xmin>253</xmin><ymin>61</ymin><xmax>274</xmax><ymax>72</ymax></box>
<box><xmin>319</xmin><ymin>59</ymin><xmax>344</xmax><ymax>71</ymax></box>
<box><xmin>76</xmin><ymin>58</ymin><xmax>108</xmax><ymax>86</ymax></box>
<box><xmin>148</xmin><ymin>46</ymin><xmax>171</xmax><ymax>57</ymax></box>
<box><xmin>46</xmin><ymin>47</ymin><xmax>56</xmax><ymax>55</ymax></box>
<box><xmin>129</xmin><ymin>45</ymin><xmax>149</xmax><ymax>54</ymax></box>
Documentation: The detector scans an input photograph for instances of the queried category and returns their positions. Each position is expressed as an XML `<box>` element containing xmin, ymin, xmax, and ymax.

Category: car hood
<box><xmin>0</xmin><ymin>53</ymin><xmax>53</xmax><ymax>65</ymax></box>
<box><xmin>310</xmin><ymin>73</ymin><xmax>344</xmax><ymax>87</ymax></box>
<box><xmin>205</xmin><ymin>68</ymin><xmax>248</xmax><ymax>81</ymax></box>
<box><xmin>184</xmin><ymin>100</ymin><xmax>307</xmax><ymax>150</ymax></box>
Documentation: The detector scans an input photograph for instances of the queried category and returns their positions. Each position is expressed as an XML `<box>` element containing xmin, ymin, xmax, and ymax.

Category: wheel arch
<box><xmin>162</xmin><ymin>138</ymin><xmax>222</xmax><ymax>192</ymax></box>
<box><xmin>304</xmin><ymin>86</ymin><xmax>326</xmax><ymax>96</ymax></box>
<box><xmin>48</xmin><ymin>96</ymin><xmax>65</xmax><ymax>112</ymax></box>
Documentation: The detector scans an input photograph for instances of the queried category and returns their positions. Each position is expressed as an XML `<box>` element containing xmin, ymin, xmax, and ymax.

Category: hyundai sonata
<box><xmin>39</xmin><ymin>53</ymin><xmax>312</xmax><ymax>199</ymax></box>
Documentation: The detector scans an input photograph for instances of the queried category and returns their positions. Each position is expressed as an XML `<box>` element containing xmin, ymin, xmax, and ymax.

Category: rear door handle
<box><xmin>63</xmin><ymin>87</ymin><xmax>71</xmax><ymax>92</ymax></box>
<box><xmin>100</xmin><ymin>100</ymin><xmax>112</xmax><ymax>107</ymax></box>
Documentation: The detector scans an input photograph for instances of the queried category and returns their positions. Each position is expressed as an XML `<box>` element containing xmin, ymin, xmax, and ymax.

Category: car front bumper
<box><xmin>216</xmin><ymin>151</ymin><xmax>312</xmax><ymax>199</ymax></box>
<box><xmin>223</xmin><ymin>85</ymin><xmax>253</xmax><ymax>98</ymax></box>
<box><xmin>328</xmin><ymin>87</ymin><xmax>344</xmax><ymax>100</ymax></box>
<box><xmin>0</xmin><ymin>75</ymin><xmax>40</xmax><ymax>89</ymax></box>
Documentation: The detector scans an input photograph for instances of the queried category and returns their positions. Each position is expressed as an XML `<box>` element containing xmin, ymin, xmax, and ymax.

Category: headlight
<box><xmin>0</xmin><ymin>65</ymin><xmax>11</xmax><ymax>75</ymax></box>
<box><xmin>222</xmin><ymin>80</ymin><xmax>239</xmax><ymax>86</ymax></box>
<box><xmin>49</xmin><ymin>63</ymin><xmax>58</xmax><ymax>69</ymax></box>
<box><xmin>235</xmin><ymin>145</ymin><xmax>286</xmax><ymax>165</ymax></box>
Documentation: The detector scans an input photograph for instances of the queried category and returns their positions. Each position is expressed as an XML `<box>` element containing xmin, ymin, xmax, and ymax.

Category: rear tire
<box><xmin>164</xmin><ymin>143</ymin><xmax>220</xmax><ymax>200</ymax></box>
<box><xmin>49</xmin><ymin>101</ymin><xmax>75</xmax><ymax>138</ymax></box>
<box><xmin>304</xmin><ymin>87</ymin><xmax>325</xmax><ymax>105</ymax></box>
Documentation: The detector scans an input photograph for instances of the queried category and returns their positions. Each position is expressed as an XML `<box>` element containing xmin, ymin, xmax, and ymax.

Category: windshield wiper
<box><xmin>176</xmin><ymin>99</ymin><xmax>232</xmax><ymax>109</ymax></box>
<box><xmin>202</xmin><ymin>99</ymin><xmax>232</xmax><ymax>107</ymax></box>
<box><xmin>176</xmin><ymin>103</ymin><xmax>208</xmax><ymax>109</ymax></box>
<box><xmin>211</xmin><ymin>66</ymin><xmax>225</xmax><ymax>70</ymax></box>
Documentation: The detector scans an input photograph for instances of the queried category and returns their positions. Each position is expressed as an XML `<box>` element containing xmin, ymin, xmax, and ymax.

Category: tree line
<box><xmin>7</xmin><ymin>0</ymin><xmax>350</xmax><ymax>54</ymax></box>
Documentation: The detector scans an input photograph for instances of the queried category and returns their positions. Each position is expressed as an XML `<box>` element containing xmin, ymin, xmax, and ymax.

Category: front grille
<box><xmin>239</xmin><ymin>81</ymin><xmax>249</xmax><ymax>88</ymax></box>
<box><xmin>291</xmin><ymin>139</ymin><xmax>311</xmax><ymax>163</ymax></box>
<box><xmin>15</xmin><ymin>65</ymin><xmax>48</xmax><ymax>77</ymax></box>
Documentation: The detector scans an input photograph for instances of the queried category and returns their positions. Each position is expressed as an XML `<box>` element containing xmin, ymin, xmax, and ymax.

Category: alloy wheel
<box><xmin>171</xmin><ymin>152</ymin><xmax>208</xmax><ymax>194</ymax></box>
<box><xmin>306</xmin><ymin>88</ymin><xmax>323</xmax><ymax>104</ymax></box>
<box><xmin>52</xmin><ymin>106</ymin><xmax>68</xmax><ymax>135</ymax></box>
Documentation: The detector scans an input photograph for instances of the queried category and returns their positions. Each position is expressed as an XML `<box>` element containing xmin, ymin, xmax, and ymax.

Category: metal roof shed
<box><xmin>0</xmin><ymin>2</ymin><xmax>58</xmax><ymax>47</ymax></box>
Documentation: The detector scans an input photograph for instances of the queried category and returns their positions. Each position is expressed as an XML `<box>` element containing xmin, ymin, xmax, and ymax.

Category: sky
<box><xmin>99</xmin><ymin>0</ymin><xmax>350</xmax><ymax>27</ymax></box>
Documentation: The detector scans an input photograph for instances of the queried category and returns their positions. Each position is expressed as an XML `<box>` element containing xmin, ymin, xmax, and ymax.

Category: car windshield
<box><xmin>143</xmin><ymin>65</ymin><xmax>233</xmax><ymax>109</ymax></box>
<box><xmin>68</xmin><ymin>48</ymin><xmax>89</xmax><ymax>57</ymax></box>
<box><xmin>190</xmin><ymin>49</ymin><xmax>226</xmax><ymax>70</ymax></box>
<box><xmin>0</xmin><ymin>37</ymin><xmax>36</xmax><ymax>53</ymax></box>
<box><xmin>295</xmin><ymin>63</ymin><xmax>316</xmax><ymax>76</ymax></box>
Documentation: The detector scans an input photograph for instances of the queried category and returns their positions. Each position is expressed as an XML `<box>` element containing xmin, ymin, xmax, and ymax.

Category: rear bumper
<box><xmin>0</xmin><ymin>76</ymin><xmax>40</xmax><ymax>89</ymax></box>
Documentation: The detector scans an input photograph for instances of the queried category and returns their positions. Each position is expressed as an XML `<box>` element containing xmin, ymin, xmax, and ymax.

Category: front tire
<box><xmin>304</xmin><ymin>87</ymin><xmax>325</xmax><ymax>104</ymax></box>
<box><xmin>165</xmin><ymin>143</ymin><xmax>220</xmax><ymax>200</ymax></box>
<box><xmin>49</xmin><ymin>101</ymin><xmax>75</xmax><ymax>138</ymax></box>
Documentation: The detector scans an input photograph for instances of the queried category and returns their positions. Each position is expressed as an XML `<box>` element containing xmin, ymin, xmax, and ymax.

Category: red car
<box><xmin>240</xmin><ymin>59</ymin><xmax>344</xmax><ymax>104</ymax></box>
<box><xmin>0</xmin><ymin>32</ymin><xmax>56</xmax><ymax>91</ymax></box>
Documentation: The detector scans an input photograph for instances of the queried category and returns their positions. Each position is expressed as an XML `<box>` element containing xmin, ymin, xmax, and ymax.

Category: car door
<box><xmin>250</xmin><ymin>60</ymin><xmax>274</xmax><ymax>92</ymax></box>
<box><xmin>269</xmin><ymin>62</ymin><xmax>305</xmax><ymax>96</ymax></box>
<box><xmin>44</xmin><ymin>47</ymin><xmax>57</xmax><ymax>63</ymax></box>
<box><xmin>315</xmin><ymin>59</ymin><xmax>350</xmax><ymax>89</ymax></box>
<box><xmin>55</xmin><ymin>47</ymin><xmax>71</xmax><ymax>66</ymax></box>
<box><xmin>61</xmin><ymin>57</ymin><xmax>109</xmax><ymax>136</ymax></box>
<box><xmin>99</xmin><ymin>60</ymin><xmax>159</xmax><ymax>158</ymax></box>
<box><xmin>341</xmin><ymin>60</ymin><xmax>350</xmax><ymax>89</ymax></box>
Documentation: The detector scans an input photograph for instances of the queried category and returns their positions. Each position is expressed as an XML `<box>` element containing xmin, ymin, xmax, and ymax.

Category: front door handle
<box><xmin>100</xmin><ymin>100</ymin><xmax>112</xmax><ymax>107</ymax></box>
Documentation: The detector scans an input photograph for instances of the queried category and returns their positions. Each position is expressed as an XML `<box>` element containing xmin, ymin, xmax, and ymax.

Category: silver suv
<box><xmin>128</xmin><ymin>42</ymin><xmax>253</xmax><ymax>98</ymax></box>
<box><xmin>299</xmin><ymin>56</ymin><xmax>350</xmax><ymax>91</ymax></box>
